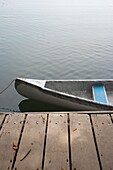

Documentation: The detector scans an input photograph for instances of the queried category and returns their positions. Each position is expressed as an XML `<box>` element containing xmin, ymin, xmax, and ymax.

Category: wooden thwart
<box><xmin>92</xmin><ymin>85</ymin><xmax>108</xmax><ymax>104</ymax></box>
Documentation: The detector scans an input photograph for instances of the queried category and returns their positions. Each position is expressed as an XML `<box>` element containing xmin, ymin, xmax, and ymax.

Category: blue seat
<box><xmin>92</xmin><ymin>85</ymin><xmax>108</xmax><ymax>104</ymax></box>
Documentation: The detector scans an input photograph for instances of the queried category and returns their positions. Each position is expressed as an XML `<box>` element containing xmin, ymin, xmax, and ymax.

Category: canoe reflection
<box><xmin>19</xmin><ymin>99</ymin><xmax>69</xmax><ymax>112</ymax></box>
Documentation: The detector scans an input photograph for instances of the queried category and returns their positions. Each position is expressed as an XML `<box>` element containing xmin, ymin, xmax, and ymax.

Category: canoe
<box><xmin>15</xmin><ymin>78</ymin><xmax>113</xmax><ymax>111</ymax></box>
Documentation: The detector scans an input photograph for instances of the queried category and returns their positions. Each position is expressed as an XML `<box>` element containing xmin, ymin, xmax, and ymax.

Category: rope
<box><xmin>0</xmin><ymin>79</ymin><xmax>15</xmax><ymax>94</ymax></box>
<box><xmin>0</xmin><ymin>107</ymin><xmax>15</xmax><ymax>112</ymax></box>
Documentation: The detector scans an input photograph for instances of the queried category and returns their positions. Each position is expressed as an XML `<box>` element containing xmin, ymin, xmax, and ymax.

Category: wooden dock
<box><xmin>0</xmin><ymin>111</ymin><xmax>113</xmax><ymax>170</ymax></box>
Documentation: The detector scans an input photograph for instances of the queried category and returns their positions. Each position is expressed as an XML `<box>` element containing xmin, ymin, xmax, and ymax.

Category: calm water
<box><xmin>0</xmin><ymin>0</ymin><xmax>113</xmax><ymax>111</ymax></box>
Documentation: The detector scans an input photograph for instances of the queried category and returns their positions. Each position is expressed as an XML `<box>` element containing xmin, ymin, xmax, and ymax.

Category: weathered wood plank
<box><xmin>44</xmin><ymin>114</ymin><xmax>69</xmax><ymax>170</ymax></box>
<box><xmin>14</xmin><ymin>114</ymin><xmax>47</xmax><ymax>170</ymax></box>
<box><xmin>111</xmin><ymin>114</ymin><xmax>113</xmax><ymax>122</ymax></box>
<box><xmin>0</xmin><ymin>113</ymin><xmax>5</xmax><ymax>128</ymax></box>
<box><xmin>70</xmin><ymin>114</ymin><xmax>100</xmax><ymax>170</ymax></box>
<box><xmin>91</xmin><ymin>114</ymin><xmax>113</xmax><ymax>170</ymax></box>
<box><xmin>0</xmin><ymin>114</ymin><xmax>25</xmax><ymax>170</ymax></box>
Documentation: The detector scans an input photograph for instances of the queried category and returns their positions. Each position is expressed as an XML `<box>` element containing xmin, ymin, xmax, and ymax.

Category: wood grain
<box><xmin>70</xmin><ymin>114</ymin><xmax>100</xmax><ymax>170</ymax></box>
<box><xmin>91</xmin><ymin>114</ymin><xmax>113</xmax><ymax>170</ymax></box>
<box><xmin>14</xmin><ymin>114</ymin><xmax>47</xmax><ymax>170</ymax></box>
<box><xmin>44</xmin><ymin>114</ymin><xmax>69</xmax><ymax>170</ymax></box>
<box><xmin>0</xmin><ymin>114</ymin><xmax>25</xmax><ymax>170</ymax></box>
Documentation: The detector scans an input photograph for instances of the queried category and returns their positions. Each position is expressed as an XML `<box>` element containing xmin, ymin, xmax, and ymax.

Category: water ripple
<box><xmin>1</xmin><ymin>0</ymin><xmax>113</xmax><ymax>111</ymax></box>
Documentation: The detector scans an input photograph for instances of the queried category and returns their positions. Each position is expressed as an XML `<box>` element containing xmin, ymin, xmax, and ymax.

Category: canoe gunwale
<box><xmin>15</xmin><ymin>78</ymin><xmax>113</xmax><ymax>111</ymax></box>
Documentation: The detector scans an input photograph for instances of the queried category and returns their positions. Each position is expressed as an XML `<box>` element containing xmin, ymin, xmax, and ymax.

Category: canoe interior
<box><xmin>45</xmin><ymin>80</ymin><xmax>113</xmax><ymax>105</ymax></box>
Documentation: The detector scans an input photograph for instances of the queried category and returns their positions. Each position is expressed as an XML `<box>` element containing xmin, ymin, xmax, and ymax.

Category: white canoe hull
<box><xmin>15</xmin><ymin>78</ymin><xmax>113</xmax><ymax>111</ymax></box>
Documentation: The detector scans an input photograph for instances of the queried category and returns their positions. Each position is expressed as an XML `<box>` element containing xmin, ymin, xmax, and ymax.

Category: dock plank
<box><xmin>0</xmin><ymin>114</ymin><xmax>25</xmax><ymax>170</ymax></box>
<box><xmin>70</xmin><ymin>114</ymin><xmax>100</xmax><ymax>170</ymax></box>
<box><xmin>14</xmin><ymin>114</ymin><xmax>47</xmax><ymax>170</ymax></box>
<box><xmin>0</xmin><ymin>113</ymin><xmax>5</xmax><ymax>128</ymax></box>
<box><xmin>91</xmin><ymin>114</ymin><xmax>113</xmax><ymax>170</ymax></box>
<box><xmin>0</xmin><ymin>112</ymin><xmax>113</xmax><ymax>170</ymax></box>
<box><xmin>111</xmin><ymin>114</ymin><xmax>113</xmax><ymax>122</ymax></box>
<box><xmin>44</xmin><ymin>114</ymin><xmax>69</xmax><ymax>170</ymax></box>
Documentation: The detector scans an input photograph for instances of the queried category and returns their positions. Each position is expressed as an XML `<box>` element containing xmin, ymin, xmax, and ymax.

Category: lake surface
<box><xmin>0</xmin><ymin>0</ymin><xmax>113</xmax><ymax>111</ymax></box>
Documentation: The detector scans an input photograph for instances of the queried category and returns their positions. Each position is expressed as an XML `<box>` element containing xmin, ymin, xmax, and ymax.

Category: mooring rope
<box><xmin>0</xmin><ymin>107</ymin><xmax>18</xmax><ymax>112</ymax></box>
<box><xmin>0</xmin><ymin>79</ymin><xmax>15</xmax><ymax>95</ymax></box>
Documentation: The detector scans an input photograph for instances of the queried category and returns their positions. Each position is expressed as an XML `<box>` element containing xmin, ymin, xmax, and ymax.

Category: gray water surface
<box><xmin>0</xmin><ymin>0</ymin><xmax>113</xmax><ymax>111</ymax></box>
